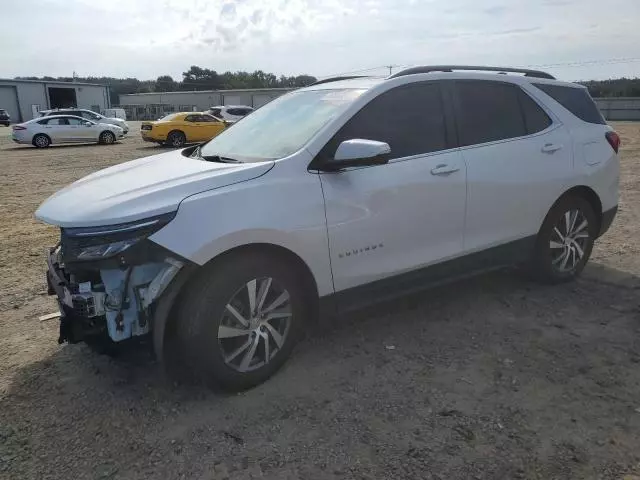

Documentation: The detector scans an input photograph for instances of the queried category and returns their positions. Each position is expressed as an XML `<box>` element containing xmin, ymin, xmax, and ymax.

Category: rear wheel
<box><xmin>99</xmin><ymin>131</ymin><xmax>116</xmax><ymax>145</ymax></box>
<box><xmin>33</xmin><ymin>134</ymin><xmax>50</xmax><ymax>148</ymax></box>
<box><xmin>176</xmin><ymin>251</ymin><xmax>306</xmax><ymax>391</ymax></box>
<box><xmin>529</xmin><ymin>196</ymin><xmax>597</xmax><ymax>283</ymax></box>
<box><xmin>166</xmin><ymin>131</ymin><xmax>186</xmax><ymax>148</ymax></box>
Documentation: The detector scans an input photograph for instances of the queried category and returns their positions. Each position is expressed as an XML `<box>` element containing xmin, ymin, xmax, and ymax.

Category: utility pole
<box><xmin>386</xmin><ymin>65</ymin><xmax>394</xmax><ymax>75</ymax></box>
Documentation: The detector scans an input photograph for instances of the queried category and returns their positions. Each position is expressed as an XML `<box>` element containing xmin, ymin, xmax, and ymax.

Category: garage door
<box><xmin>252</xmin><ymin>94</ymin><xmax>275</xmax><ymax>108</ymax></box>
<box><xmin>222</xmin><ymin>95</ymin><xmax>242</xmax><ymax>106</ymax></box>
<box><xmin>0</xmin><ymin>86</ymin><xmax>20</xmax><ymax>122</ymax></box>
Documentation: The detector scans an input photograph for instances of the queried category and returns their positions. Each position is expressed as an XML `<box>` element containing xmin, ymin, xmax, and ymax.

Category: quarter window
<box><xmin>533</xmin><ymin>83</ymin><xmax>605</xmax><ymax>125</ymax></box>
<box><xmin>518</xmin><ymin>90</ymin><xmax>552</xmax><ymax>134</ymax></box>
<box><xmin>453</xmin><ymin>81</ymin><xmax>527</xmax><ymax>146</ymax></box>
<box><xmin>326</xmin><ymin>82</ymin><xmax>447</xmax><ymax>160</ymax></box>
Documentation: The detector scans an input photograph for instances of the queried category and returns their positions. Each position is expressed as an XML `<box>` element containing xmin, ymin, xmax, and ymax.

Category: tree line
<box><xmin>580</xmin><ymin>78</ymin><xmax>640</xmax><ymax>98</ymax></box>
<box><xmin>17</xmin><ymin>66</ymin><xmax>317</xmax><ymax>104</ymax></box>
<box><xmin>16</xmin><ymin>67</ymin><xmax>640</xmax><ymax>100</ymax></box>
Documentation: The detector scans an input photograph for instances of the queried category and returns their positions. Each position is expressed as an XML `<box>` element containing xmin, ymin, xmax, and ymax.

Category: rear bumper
<box><xmin>599</xmin><ymin>205</ymin><xmax>618</xmax><ymax>237</ymax></box>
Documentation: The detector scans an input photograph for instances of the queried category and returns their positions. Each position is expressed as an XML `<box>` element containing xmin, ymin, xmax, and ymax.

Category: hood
<box><xmin>35</xmin><ymin>149</ymin><xmax>274</xmax><ymax>227</ymax></box>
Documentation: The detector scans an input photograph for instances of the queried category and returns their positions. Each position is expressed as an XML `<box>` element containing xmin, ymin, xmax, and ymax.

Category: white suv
<box><xmin>207</xmin><ymin>105</ymin><xmax>254</xmax><ymax>122</ymax></box>
<box><xmin>35</xmin><ymin>66</ymin><xmax>619</xmax><ymax>390</ymax></box>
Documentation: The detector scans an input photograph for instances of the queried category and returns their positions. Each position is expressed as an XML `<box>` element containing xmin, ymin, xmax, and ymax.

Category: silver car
<box><xmin>12</xmin><ymin>115</ymin><xmax>124</xmax><ymax>148</ymax></box>
<box><xmin>39</xmin><ymin>108</ymin><xmax>129</xmax><ymax>134</ymax></box>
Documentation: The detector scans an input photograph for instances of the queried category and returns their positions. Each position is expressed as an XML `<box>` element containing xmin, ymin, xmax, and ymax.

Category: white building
<box><xmin>118</xmin><ymin>88</ymin><xmax>293</xmax><ymax>120</ymax></box>
<box><xmin>0</xmin><ymin>78</ymin><xmax>110</xmax><ymax>122</ymax></box>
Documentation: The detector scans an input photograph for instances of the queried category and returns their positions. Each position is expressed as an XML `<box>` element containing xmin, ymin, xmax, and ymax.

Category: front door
<box><xmin>197</xmin><ymin>114</ymin><xmax>226</xmax><ymax>141</ymax></box>
<box><xmin>450</xmin><ymin>80</ymin><xmax>574</xmax><ymax>253</ymax></box>
<box><xmin>317</xmin><ymin>82</ymin><xmax>467</xmax><ymax>303</ymax></box>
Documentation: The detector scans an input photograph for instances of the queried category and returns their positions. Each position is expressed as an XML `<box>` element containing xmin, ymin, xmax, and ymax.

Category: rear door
<box><xmin>42</xmin><ymin>117</ymin><xmax>71</xmax><ymax>143</ymax></box>
<box><xmin>451</xmin><ymin>80</ymin><xmax>573</xmax><ymax>254</ymax></box>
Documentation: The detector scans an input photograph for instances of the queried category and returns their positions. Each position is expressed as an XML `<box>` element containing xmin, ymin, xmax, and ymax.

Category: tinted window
<box><xmin>210</xmin><ymin>109</ymin><xmax>221</xmax><ymax>116</ymax></box>
<box><xmin>327</xmin><ymin>83</ymin><xmax>447</xmax><ymax>159</ymax></box>
<box><xmin>80</xmin><ymin>111</ymin><xmax>101</xmax><ymax>120</ymax></box>
<box><xmin>227</xmin><ymin>108</ymin><xmax>252</xmax><ymax>116</ymax></box>
<box><xmin>533</xmin><ymin>83</ymin><xmax>605</xmax><ymax>125</ymax></box>
<box><xmin>47</xmin><ymin>118</ymin><xmax>69</xmax><ymax>125</ymax></box>
<box><xmin>453</xmin><ymin>81</ymin><xmax>526</xmax><ymax>146</ymax></box>
<box><xmin>199</xmin><ymin>114</ymin><xmax>220</xmax><ymax>122</ymax></box>
<box><xmin>518</xmin><ymin>90</ymin><xmax>552</xmax><ymax>134</ymax></box>
<box><xmin>184</xmin><ymin>115</ymin><xmax>198</xmax><ymax>122</ymax></box>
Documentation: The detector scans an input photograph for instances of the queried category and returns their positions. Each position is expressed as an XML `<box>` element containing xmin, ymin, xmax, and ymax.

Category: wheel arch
<box><xmin>153</xmin><ymin>242</ymin><xmax>320</xmax><ymax>365</ymax></box>
<box><xmin>552</xmin><ymin>185</ymin><xmax>603</xmax><ymax>232</ymax></box>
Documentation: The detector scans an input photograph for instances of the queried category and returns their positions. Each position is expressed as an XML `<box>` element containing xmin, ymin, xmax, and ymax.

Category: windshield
<box><xmin>200</xmin><ymin>88</ymin><xmax>365</xmax><ymax>161</ymax></box>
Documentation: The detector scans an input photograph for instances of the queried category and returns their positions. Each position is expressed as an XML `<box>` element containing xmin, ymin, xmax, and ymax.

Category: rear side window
<box><xmin>453</xmin><ymin>81</ymin><xmax>526</xmax><ymax>146</ymax></box>
<box><xmin>518</xmin><ymin>90</ymin><xmax>552</xmax><ymax>134</ymax></box>
<box><xmin>533</xmin><ymin>83</ymin><xmax>605</xmax><ymax>125</ymax></box>
<box><xmin>327</xmin><ymin>82</ymin><xmax>447</xmax><ymax>159</ymax></box>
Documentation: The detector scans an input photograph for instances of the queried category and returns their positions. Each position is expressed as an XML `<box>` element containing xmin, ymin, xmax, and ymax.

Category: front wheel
<box><xmin>176</xmin><ymin>252</ymin><xmax>307</xmax><ymax>391</ymax></box>
<box><xmin>529</xmin><ymin>196</ymin><xmax>597</xmax><ymax>283</ymax></box>
<box><xmin>99</xmin><ymin>131</ymin><xmax>116</xmax><ymax>145</ymax></box>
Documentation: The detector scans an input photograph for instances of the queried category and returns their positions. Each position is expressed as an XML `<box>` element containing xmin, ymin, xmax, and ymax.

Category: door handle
<box><xmin>541</xmin><ymin>143</ymin><xmax>563</xmax><ymax>153</ymax></box>
<box><xmin>430</xmin><ymin>164</ymin><xmax>460</xmax><ymax>176</ymax></box>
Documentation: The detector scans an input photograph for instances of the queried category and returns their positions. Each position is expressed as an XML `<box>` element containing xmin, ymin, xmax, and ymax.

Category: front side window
<box><xmin>184</xmin><ymin>115</ymin><xmax>198</xmax><ymax>122</ymax></box>
<box><xmin>200</xmin><ymin>88</ymin><xmax>366</xmax><ymax>161</ymax></box>
<box><xmin>324</xmin><ymin>82</ymin><xmax>447</xmax><ymax>160</ymax></box>
<box><xmin>66</xmin><ymin>117</ymin><xmax>85</xmax><ymax>125</ymax></box>
<box><xmin>199</xmin><ymin>114</ymin><xmax>220</xmax><ymax>123</ymax></box>
<box><xmin>453</xmin><ymin>81</ymin><xmax>527</xmax><ymax>146</ymax></box>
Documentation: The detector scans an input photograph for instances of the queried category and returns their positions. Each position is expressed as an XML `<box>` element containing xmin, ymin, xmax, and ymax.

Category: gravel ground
<box><xmin>0</xmin><ymin>122</ymin><xmax>639</xmax><ymax>480</ymax></box>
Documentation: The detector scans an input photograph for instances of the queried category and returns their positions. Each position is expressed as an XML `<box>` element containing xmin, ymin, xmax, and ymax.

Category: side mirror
<box><xmin>323</xmin><ymin>139</ymin><xmax>391</xmax><ymax>171</ymax></box>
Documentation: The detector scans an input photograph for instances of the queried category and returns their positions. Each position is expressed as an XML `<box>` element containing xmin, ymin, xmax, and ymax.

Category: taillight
<box><xmin>605</xmin><ymin>131</ymin><xmax>620</xmax><ymax>153</ymax></box>
<box><xmin>12</xmin><ymin>125</ymin><xmax>26</xmax><ymax>130</ymax></box>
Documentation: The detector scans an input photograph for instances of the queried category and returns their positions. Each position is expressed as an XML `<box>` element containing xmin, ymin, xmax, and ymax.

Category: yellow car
<box><xmin>140</xmin><ymin>112</ymin><xmax>227</xmax><ymax>147</ymax></box>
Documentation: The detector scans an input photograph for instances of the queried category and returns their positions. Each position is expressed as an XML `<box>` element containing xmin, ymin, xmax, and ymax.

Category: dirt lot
<box><xmin>0</xmin><ymin>122</ymin><xmax>639</xmax><ymax>480</ymax></box>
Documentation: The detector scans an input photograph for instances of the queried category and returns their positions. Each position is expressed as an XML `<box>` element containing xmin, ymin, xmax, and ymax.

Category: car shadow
<box><xmin>1</xmin><ymin>142</ymin><xmax>124</xmax><ymax>152</ymax></box>
<box><xmin>2</xmin><ymin>262</ymin><xmax>640</xmax><ymax>477</ymax></box>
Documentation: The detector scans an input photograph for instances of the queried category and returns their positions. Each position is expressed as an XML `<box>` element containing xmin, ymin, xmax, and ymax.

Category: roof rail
<box><xmin>388</xmin><ymin>65</ymin><xmax>555</xmax><ymax>80</ymax></box>
<box><xmin>309</xmin><ymin>75</ymin><xmax>370</xmax><ymax>86</ymax></box>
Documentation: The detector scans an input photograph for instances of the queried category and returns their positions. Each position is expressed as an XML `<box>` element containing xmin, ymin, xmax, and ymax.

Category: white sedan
<box><xmin>11</xmin><ymin>115</ymin><xmax>124</xmax><ymax>148</ymax></box>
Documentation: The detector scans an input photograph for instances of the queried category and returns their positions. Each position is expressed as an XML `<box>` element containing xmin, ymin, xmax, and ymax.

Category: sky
<box><xmin>2</xmin><ymin>0</ymin><xmax>640</xmax><ymax>81</ymax></box>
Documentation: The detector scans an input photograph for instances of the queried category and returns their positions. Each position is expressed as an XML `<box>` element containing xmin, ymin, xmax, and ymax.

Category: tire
<box><xmin>166</xmin><ymin>131</ymin><xmax>186</xmax><ymax>148</ymax></box>
<box><xmin>33</xmin><ymin>134</ymin><xmax>51</xmax><ymax>148</ymax></box>
<box><xmin>528</xmin><ymin>195</ymin><xmax>597</xmax><ymax>283</ymax></box>
<box><xmin>99</xmin><ymin>131</ymin><xmax>116</xmax><ymax>145</ymax></box>
<box><xmin>176</xmin><ymin>251</ymin><xmax>307</xmax><ymax>391</ymax></box>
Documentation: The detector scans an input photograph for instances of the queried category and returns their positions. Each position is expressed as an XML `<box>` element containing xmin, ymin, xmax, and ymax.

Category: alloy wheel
<box><xmin>218</xmin><ymin>277</ymin><xmax>292</xmax><ymax>373</ymax></box>
<box><xmin>550</xmin><ymin>209</ymin><xmax>590</xmax><ymax>272</ymax></box>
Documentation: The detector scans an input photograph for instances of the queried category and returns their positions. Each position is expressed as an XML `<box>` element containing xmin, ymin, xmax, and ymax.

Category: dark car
<box><xmin>0</xmin><ymin>109</ymin><xmax>10</xmax><ymax>126</ymax></box>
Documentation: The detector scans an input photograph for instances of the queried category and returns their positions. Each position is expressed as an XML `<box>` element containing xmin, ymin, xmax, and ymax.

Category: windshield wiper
<box><xmin>201</xmin><ymin>154</ymin><xmax>241</xmax><ymax>163</ymax></box>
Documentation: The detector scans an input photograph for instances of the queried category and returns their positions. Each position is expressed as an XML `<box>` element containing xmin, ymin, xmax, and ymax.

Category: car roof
<box><xmin>300</xmin><ymin>66</ymin><xmax>581</xmax><ymax>92</ymax></box>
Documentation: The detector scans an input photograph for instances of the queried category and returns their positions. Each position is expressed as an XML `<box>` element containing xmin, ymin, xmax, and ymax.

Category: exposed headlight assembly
<box><xmin>61</xmin><ymin>212</ymin><xmax>175</xmax><ymax>261</ymax></box>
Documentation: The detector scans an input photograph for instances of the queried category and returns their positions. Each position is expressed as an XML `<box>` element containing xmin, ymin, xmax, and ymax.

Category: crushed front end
<box><xmin>44</xmin><ymin>213</ymin><xmax>186</xmax><ymax>347</ymax></box>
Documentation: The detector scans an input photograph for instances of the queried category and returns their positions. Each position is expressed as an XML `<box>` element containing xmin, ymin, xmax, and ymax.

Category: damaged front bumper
<box><xmin>46</xmin><ymin>243</ymin><xmax>184</xmax><ymax>345</ymax></box>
